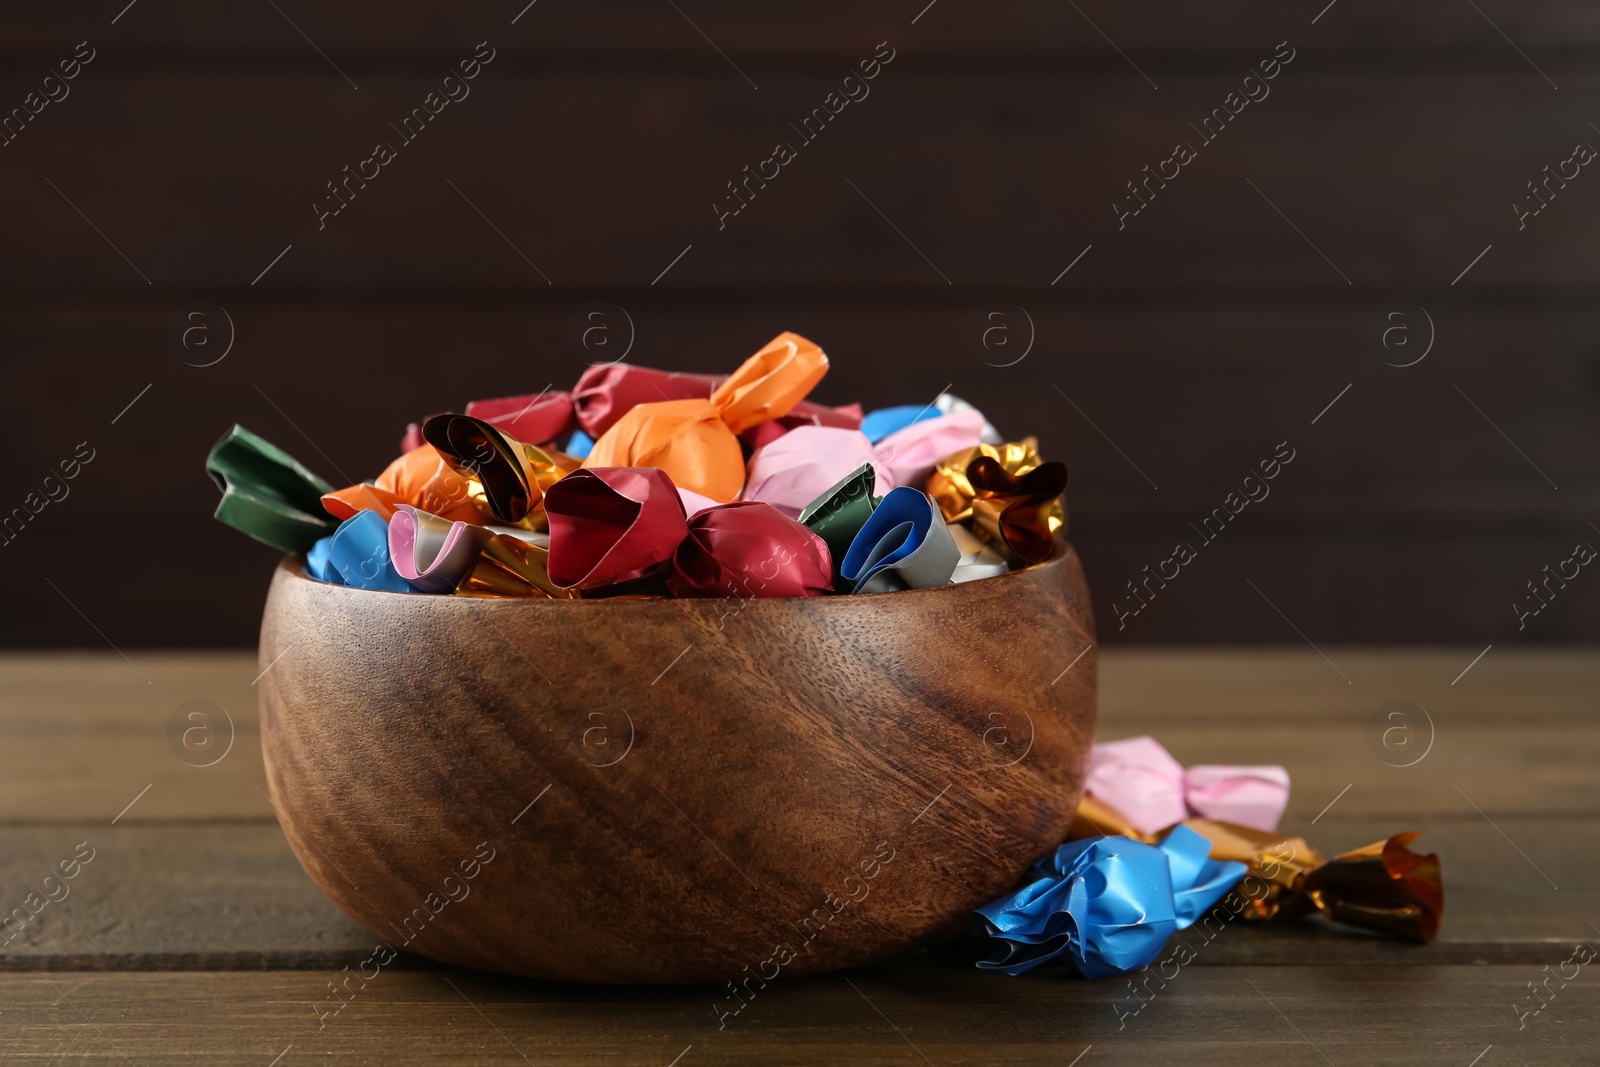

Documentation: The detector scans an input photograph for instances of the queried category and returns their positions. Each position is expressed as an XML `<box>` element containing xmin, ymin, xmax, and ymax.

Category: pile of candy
<box><xmin>205</xmin><ymin>331</ymin><xmax>1441</xmax><ymax>978</ymax></box>
<box><xmin>206</xmin><ymin>332</ymin><xmax>1067</xmax><ymax>599</ymax></box>
<box><xmin>971</xmin><ymin>736</ymin><xmax>1442</xmax><ymax>977</ymax></box>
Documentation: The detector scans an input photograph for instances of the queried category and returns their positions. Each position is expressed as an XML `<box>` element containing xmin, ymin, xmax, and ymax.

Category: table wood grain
<box><xmin>1</xmin><ymin>649</ymin><xmax>1595</xmax><ymax>1064</ymax></box>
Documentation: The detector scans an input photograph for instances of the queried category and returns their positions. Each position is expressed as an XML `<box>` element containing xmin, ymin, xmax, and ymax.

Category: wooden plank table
<box><xmin>1</xmin><ymin>649</ymin><xmax>1595</xmax><ymax>1064</ymax></box>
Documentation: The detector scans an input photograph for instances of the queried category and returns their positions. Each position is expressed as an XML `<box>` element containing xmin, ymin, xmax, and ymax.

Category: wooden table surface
<box><xmin>1</xmin><ymin>648</ymin><xmax>1595</xmax><ymax>1065</ymax></box>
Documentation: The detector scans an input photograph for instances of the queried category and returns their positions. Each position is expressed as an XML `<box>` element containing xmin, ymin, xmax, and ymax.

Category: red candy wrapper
<box><xmin>573</xmin><ymin>364</ymin><xmax>721</xmax><ymax>439</ymax></box>
<box><xmin>575</xmin><ymin>362</ymin><xmax>859</xmax><ymax>444</ymax></box>
<box><xmin>399</xmin><ymin>421</ymin><xmax>428</xmax><ymax>455</ymax></box>
<box><xmin>789</xmin><ymin>399</ymin><xmax>864</xmax><ymax>430</ymax></box>
<box><xmin>666</xmin><ymin>501</ymin><xmax>832</xmax><ymax>599</ymax></box>
<box><xmin>545</xmin><ymin>467</ymin><xmax>689</xmax><ymax>590</ymax></box>
<box><xmin>464</xmin><ymin>391</ymin><xmax>576</xmax><ymax>447</ymax></box>
<box><xmin>742</xmin><ymin>400</ymin><xmax>866</xmax><ymax>449</ymax></box>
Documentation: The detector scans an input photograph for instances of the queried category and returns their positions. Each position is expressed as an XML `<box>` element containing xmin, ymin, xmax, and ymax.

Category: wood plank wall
<box><xmin>0</xmin><ymin>1</ymin><xmax>1596</xmax><ymax>646</ymax></box>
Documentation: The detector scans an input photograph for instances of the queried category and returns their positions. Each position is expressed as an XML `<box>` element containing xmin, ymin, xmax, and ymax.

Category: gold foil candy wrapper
<box><xmin>1066</xmin><ymin>793</ymin><xmax>1153</xmax><ymax>843</ymax></box>
<box><xmin>1180</xmin><ymin>820</ymin><xmax>1441</xmax><ymax>940</ymax></box>
<box><xmin>1301</xmin><ymin>832</ymin><xmax>1443</xmax><ymax>944</ymax></box>
<box><xmin>461</xmin><ymin>446</ymin><xmax>582</xmax><ymax>533</ymax></box>
<box><xmin>1068</xmin><ymin>798</ymin><xmax>1442</xmax><ymax>942</ymax></box>
<box><xmin>1181</xmin><ymin>819</ymin><xmax>1326</xmax><ymax>922</ymax></box>
<box><xmin>423</xmin><ymin>414</ymin><xmax>578</xmax><ymax>527</ymax></box>
<box><xmin>454</xmin><ymin>534</ymin><xmax>579</xmax><ymax>599</ymax></box>
<box><xmin>927</xmin><ymin>438</ymin><xmax>1066</xmax><ymax>564</ymax></box>
<box><xmin>928</xmin><ymin>438</ymin><xmax>1046</xmax><ymax>523</ymax></box>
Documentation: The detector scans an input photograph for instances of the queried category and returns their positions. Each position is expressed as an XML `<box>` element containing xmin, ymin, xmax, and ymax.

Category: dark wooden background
<box><xmin>1</xmin><ymin>0</ymin><xmax>1597</xmax><ymax>647</ymax></box>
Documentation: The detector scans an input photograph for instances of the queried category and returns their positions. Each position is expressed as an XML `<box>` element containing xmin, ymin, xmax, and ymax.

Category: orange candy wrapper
<box><xmin>323</xmin><ymin>444</ymin><xmax>489</xmax><ymax>526</ymax></box>
<box><xmin>584</xmin><ymin>332</ymin><xmax>829</xmax><ymax>502</ymax></box>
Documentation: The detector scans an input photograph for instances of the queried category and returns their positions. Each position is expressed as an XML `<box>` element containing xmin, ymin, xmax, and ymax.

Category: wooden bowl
<box><xmin>257</xmin><ymin>542</ymin><xmax>1097</xmax><ymax>983</ymax></box>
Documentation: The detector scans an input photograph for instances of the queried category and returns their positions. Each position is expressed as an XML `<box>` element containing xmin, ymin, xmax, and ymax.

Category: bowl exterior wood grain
<box><xmin>257</xmin><ymin>542</ymin><xmax>1097</xmax><ymax>983</ymax></box>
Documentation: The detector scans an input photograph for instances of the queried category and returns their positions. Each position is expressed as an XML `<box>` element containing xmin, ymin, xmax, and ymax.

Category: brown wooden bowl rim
<box><xmin>274</xmin><ymin>538</ymin><xmax>1077</xmax><ymax>610</ymax></box>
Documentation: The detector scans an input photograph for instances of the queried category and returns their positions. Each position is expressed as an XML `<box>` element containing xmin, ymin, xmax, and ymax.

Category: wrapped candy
<box><xmin>422</xmin><ymin>414</ymin><xmax>577</xmax><ymax>527</ymax></box>
<box><xmin>778</xmin><ymin>398</ymin><xmax>864</xmax><ymax>431</ymax></box>
<box><xmin>740</xmin><ymin>425</ymin><xmax>790</xmax><ymax>449</ymax></box>
<box><xmin>206</xmin><ymin>425</ymin><xmax>336</xmax><ymax>552</ymax></box>
<box><xmin>874</xmin><ymin>408</ymin><xmax>985</xmax><ymax>489</ymax></box>
<box><xmin>741</xmin><ymin>400</ymin><xmax>865</xmax><ymax>450</ymax></box>
<box><xmin>928</xmin><ymin>438</ymin><xmax>1049</xmax><ymax>522</ymax></box>
<box><xmin>544</xmin><ymin>467</ymin><xmax>688</xmax><ymax>591</ymax></box>
<box><xmin>314</xmin><ymin>510</ymin><xmax>410</xmax><ymax>592</ymax></box>
<box><xmin>566</xmin><ymin>428</ymin><xmax>596</xmax><ymax>459</ymax></box>
<box><xmin>1084</xmin><ymin>736</ymin><xmax>1290</xmax><ymax>835</ymax></box>
<box><xmin>861</xmin><ymin>393</ymin><xmax>996</xmax><ymax>446</ymax></box>
<box><xmin>744</xmin><ymin>426</ymin><xmax>889</xmax><ymax>519</ymax></box>
<box><xmin>306</xmin><ymin>535</ymin><xmax>333</xmax><ymax>581</ymax></box>
<box><xmin>667</xmin><ymin>501</ymin><xmax>832</xmax><ymax>599</ymax></box>
<box><xmin>1296</xmin><ymin>832</ymin><xmax>1442</xmax><ymax>943</ymax></box>
<box><xmin>860</xmin><ymin>404</ymin><xmax>937</xmax><ymax>444</ymax></box>
<box><xmin>934</xmin><ymin>392</ymin><xmax>1003</xmax><ymax>444</ymax></box>
<box><xmin>928</xmin><ymin>438</ymin><xmax>1066</xmax><ymax>564</ymax></box>
<box><xmin>1067</xmin><ymin>796</ymin><xmax>1443</xmax><ymax>944</ymax></box>
<box><xmin>1185</xmin><ymin>764</ymin><xmax>1295</xmax><ymax>830</ymax></box>
<box><xmin>454</xmin><ymin>534</ymin><xmax>578</xmax><ymax>599</ymax></box>
<box><xmin>399</xmin><ymin>421</ymin><xmax>428</xmax><ymax>455</ymax></box>
<box><xmin>327</xmin><ymin>444</ymin><xmax>488</xmax><ymax>527</ymax></box>
<box><xmin>208</xmin><ymin>337</ymin><xmax>1072</xmax><ymax>606</ymax></box>
<box><xmin>968</xmin><ymin>455</ymin><xmax>1068</xmax><ymax>564</ymax></box>
<box><xmin>1184</xmin><ymin>820</ymin><xmax>1442</xmax><ymax>943</ymax></box>
<box><xmin>584</xmin><ymin>333</ymin><xmax>829</xmax><ymax>502</ymax></box>
<box><xmin>798</xmin><ymin>462</ymin><xmax>879</xmax><ymax>591</ymax></box>
<box><xmin>321</xmin><ymin>483</ymin><xmax>406</xmax><ymax>523</ymax></box>
<box><xmin>949</xmin><ymin>523</ymin><xmax>1010</xmax><ymax>583</ymax></box>
<box><xmin>576</xmin><ymin>360</ymin><xmax>858</xmax><ymax>445</ymax></box>
<box><xmin>388</xmin><ymin>505</ymin><xmax>495</xmax><ymax>593</ymax></box>
<box><xmin>839</xmin><ymin>487</ymin><xmax>960</xmax><ymax>594</ymax></box>
<box><xmin>573</xmin><ymin>364</ymin><xmax>720</xmax><ymax>439</ymax></box>
<box><xmin>1084</xmin><ymin>736</ymin><xmax>1189</xmax><ymax>835</ymax></box>
<box><xmin>973</xmin><ymin>826</ymin><xmax>1246</xmax><ymax>978</ymax></box>
<box><xmin>464</xmin><ymin>391</ymin><xmax>575</xmax><ymax>446</ymax></box>
<box><xmin>677</xmin><ymin>487</ymin><xmax>719</xmax><ymax>517</ymax></box>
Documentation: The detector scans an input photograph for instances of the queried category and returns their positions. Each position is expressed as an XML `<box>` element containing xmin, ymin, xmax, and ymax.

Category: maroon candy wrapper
<box><xmin>545</xmin><ymin>466</ymin><xmax>689</xmax><ymax>590</ymax></box>
<box><xmin>573</xmin><ymin>364</ymin><xmax>722</xmax><ymax>439</ymax></box>
<box><xmin>666</xmin><ymin>500</ymin><xmax>832</xmax><ymax>599</ymax></box>
<box><xmin>465</xmin><ymin>391</ymin><xmax>576</xmax><ymax>447</ymax></box>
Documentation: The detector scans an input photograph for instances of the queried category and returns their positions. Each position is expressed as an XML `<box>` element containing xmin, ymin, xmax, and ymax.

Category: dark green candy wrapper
<box><xmin>799</xmin><ymin>462</ymin><xmax>878</xmax><ymax>592</ymax></box>
<box><xmin>206</xmin><ymin>425</ymin><xmax>337</xmax><ymax>552</ymax></box>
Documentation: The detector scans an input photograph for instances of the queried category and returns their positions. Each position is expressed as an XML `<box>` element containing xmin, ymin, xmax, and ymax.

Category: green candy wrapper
<box><xmin>799</xmin><ymin>462</ymin><xmax>878</xmax><ymax>592</ymax></box>
<box><xmin>206</xmin><ymin>425</ymin><xmax>337</xmax><ymax>552</ymax></box>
